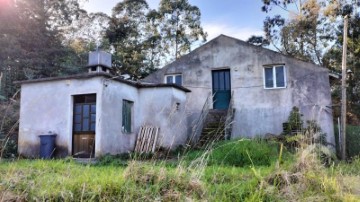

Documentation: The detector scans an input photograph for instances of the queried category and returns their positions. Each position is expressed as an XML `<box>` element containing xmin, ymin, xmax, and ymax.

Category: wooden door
<box><xmin>73</xmin><ymin>94</ymin><xmax>96</xmax><ymax>158</ymax></box>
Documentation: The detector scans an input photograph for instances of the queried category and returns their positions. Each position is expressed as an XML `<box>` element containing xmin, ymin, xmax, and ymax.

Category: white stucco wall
<box><xmin>139</xmin><ymin>88</ymin><xmax>188</xmax><ymax>148</ymax></box>
<box><xmin>18</xmin><ymin>77</ymin><xmax>104</xmax><ymax>157</ymax></box>
<box><xmin>18</xmin><ymin>75</ymin><xmax>189</xmax><ymax>158</ymax></box>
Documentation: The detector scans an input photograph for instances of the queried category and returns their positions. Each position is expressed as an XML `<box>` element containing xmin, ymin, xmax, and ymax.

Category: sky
<box><xmin>83</xmin><ymin>0</ymin><xmax>270</xmax><ymax>41</ymax></box>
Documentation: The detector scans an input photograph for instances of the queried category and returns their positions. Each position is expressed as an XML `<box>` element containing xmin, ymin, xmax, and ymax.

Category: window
<box><xmin>122</xmin><ymin>100</ymin><xmax>133</xmax><ymax>133</ymax></box>
<box><xmin>165</xmin><ymin>74</ymin><xmax>182</xmax><ymax>86</ymax></box>
<box><xmin>73</xmin><ymin>94</ymin><xmax>96</xmax><ymax>133</ymax></box>
<box><xmin>264</xmin><ymin>65</ymin><xmax>286</xmax><ymax>89</ymax></box>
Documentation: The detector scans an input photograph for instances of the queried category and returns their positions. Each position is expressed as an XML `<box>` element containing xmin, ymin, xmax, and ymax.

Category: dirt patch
<box><xmin>0</xmin><ymin>190</ymin><xmax>25</xmax><ymax>202</ymax></box>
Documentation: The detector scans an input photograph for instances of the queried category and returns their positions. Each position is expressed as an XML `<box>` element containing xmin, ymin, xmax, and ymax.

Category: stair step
<box><xmin>196</xmin><ymin>109</ymin><xmax>227</xmax><ymax>148</ymax></box>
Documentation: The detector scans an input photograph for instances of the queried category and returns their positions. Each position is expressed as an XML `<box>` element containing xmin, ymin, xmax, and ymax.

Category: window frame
<box><xmin>73</xmin><ymin>94</ymin><xmax>96</xmax><ymax>134</ymax></box>
<box><xmin>122</xmin><ymin>99</ymin><xmax>133</xmax><ymax>134</ymax></box>
<box><xmin>263</xmin><ymin>65</ymin><xmax>287</xmax><ymax>89</ymax></box>
<box><xmin>164</xmin><ymin>74</ymin><xmax>182</xmax><ymax>86</ymax></box>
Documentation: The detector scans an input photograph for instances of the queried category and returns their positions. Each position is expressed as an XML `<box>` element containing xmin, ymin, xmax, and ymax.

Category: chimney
<box><xmin>87</xmin><ymin>50</ymin><xmax>112</xmax><ymax>73</ymax></box>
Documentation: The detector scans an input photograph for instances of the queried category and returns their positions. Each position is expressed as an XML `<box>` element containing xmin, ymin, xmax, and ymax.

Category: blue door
<box><xmin>212</xmin><ymin>69</ymin><xmax>231</xmax><ymax>109</ymax></box>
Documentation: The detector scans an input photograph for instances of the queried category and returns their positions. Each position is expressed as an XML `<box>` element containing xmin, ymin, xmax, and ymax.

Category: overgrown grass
<box><xmin>184</xmin><ymin>139</ymin><xmax>291</xmax><ymax>167</ymax></box>
<box><xmin>1</xmin><ymin>139</ymin><xmax>360</xmax><ymax>201</ymax></box>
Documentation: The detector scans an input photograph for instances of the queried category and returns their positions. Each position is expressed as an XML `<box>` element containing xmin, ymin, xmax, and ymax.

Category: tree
<box><xmin>105</xmin><ymin>0</ymin><xmax>150</xmax><ymax>78</ymax></box>
<box><xmin>260</xmin><ymin>0</ymin><xmax>355</xmax><ymax>65</ymax></box>
<box><xmin>0</xmin><ymin>0</ymin><xmax>86</xmax><ymax>98</ymax></box>
<box><xmin>105</xmin><ymin>0</ymin><xmax>207</xmax><ymax>79</ymax></box>
<box><xmin>247</xmin><ymin>35</ymin><xmax>270</xmax><ymax>47</ymax></box>
<box><xmin>159</xmin><ymin>0</ymin><xmax>207</xmax><ymax>60</ymax></box>
<box><xmin>323</xmin><ymin>12</ymin><xmax>360</xmax><ymax>124</ymax></box>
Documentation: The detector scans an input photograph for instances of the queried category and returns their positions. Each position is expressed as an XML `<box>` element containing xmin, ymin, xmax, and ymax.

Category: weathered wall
<box><xmin>144</xmin><ymin>35</ymin><xmax>334</xmax><ymax>145</ymax></box>
<box><xmin>138</xmin><ymin>88</ymin><xmax>188</xmax><ymax>148</ymax></box>
<box><xmin>99</xmin><ymin>79</ymin><xmax>139</xmax><ymax>155</ymax></box>
<box><xmin>19</xmin><ymin>75</ymin><xmax>189</xmax><ymax>158</ymax></box>
<box><xmin>18</xmin><ymin>77</ymin><xmax>104</xmax><ymax>158</ymax></box>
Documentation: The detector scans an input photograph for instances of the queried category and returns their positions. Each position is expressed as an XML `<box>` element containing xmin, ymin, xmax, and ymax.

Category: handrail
<box><xmin>224</xmin><ymin>91</ymin><xmax>235</xmax><ymax>140</ymax></box>
<box><xmin>188</xmin><ymin>92</ymin><xmax>212</xmax><ymax>146</ymax></box>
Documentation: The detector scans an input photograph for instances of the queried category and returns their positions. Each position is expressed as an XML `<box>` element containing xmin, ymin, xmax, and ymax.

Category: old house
<box><xmin>17</xmin><ymin>51</ymin><xmax>190</xmax><ymax>158</ymax></box>
<box><xmin>17</xmin><ymin>35</ymin><xmax>334</xmax><ymax>158</ymax></box>
<box><xmin>144</xmin><ymin>35</ymin><xmax>334</xmax><ymax>145</ymax></box>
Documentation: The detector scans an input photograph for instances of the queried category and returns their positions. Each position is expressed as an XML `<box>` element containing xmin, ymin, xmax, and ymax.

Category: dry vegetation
<box><xmin>1</xmin><ymin>136</ymin><xmax>360</xmax><ymax>201</ymax></box>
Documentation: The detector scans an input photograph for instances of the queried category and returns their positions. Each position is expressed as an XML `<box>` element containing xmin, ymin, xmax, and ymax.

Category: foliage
<box><xmin>185</xmin><ymin>139</ymin><xmax>282</xmax><ymax>167</ymax></box>
<box><xmin>324</xmin><ymin>13</ymin><xmax>360</xmax><ymax>122</ymax></box>
<box><xmin>247</xmin><ymin>35</ymin><xmax>270</xmax><ymax>47</ymax></box>
<box><xmin>0</xmin><ymin>100</ymin><xmax>19</xmax><ymax>159</ymax></box>
<box><xmin>158</xmin><ymin>0</ymin><xmax>207</xmax><ymax>60</ymax></box>
<box><xmin>261</xmin><ymin>0</ymin><xmax>358</xmax><ymax>65</ymax></box>
<box><xmin>0</xmin><ymin>0</ymin><xmax>88</xmax><ymax>99</ymax></box>
<box><xmin>283</xmin><ymin>106</ymin><xmax>303</xmax><ymax>135</ymax></box>
<box><xmin>105</xmin><ymin>0</ymin><xmax>151</xmax><ymax>79</ymax></box>
<box><xmin>334</xmin><ymin>125</ymin><xmax>360</xmax><ymax>158</ymax></box>
<box><xmin>104</xmin><ymin>0</ymin><xmax>207</xmax><ymax>79</ymax></box>
<box><xmin>1</xmin><ymin>139</ymin><xmax>360</xmax><ymax>201</ymax></box>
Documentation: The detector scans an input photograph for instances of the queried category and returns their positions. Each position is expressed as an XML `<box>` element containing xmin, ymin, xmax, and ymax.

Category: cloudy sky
<box><xmin>83</xmin><ymin>0</ymin><xmax>271</xmax><ymax>41</ymax></box>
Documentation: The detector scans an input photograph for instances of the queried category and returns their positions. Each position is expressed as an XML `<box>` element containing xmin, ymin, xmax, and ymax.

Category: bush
<box><xmin>185</xmin><ymin>139</ymin><xmax>281</xmax><ymax>167</ymax></box>
<box><xmin>334</xmin><ymin>125</ymin><xmax>360</xmax><ymax>158</ymax></box>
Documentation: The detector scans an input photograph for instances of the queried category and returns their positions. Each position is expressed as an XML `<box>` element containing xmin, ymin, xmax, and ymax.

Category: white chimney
<box><xmin>87</xmin><ymin>50</ymin><xmax>112</xmax><ymax>73</ymax></box>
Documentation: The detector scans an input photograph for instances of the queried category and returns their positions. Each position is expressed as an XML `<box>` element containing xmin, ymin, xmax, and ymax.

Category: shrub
<box><xmin>186</xmin><ymin>139</ymin><xmax>281</xmax><ymax>167</ymax></box>
<box><xmin>334</xmin><ymin>125</ymin><xmax>360</xmax><ymax>158</ymax></box>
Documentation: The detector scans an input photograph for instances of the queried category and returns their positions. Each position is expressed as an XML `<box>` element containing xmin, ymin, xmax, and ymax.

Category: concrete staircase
<box><xmin>197</xmin><ymin>109</ymin><xmax>227</xmax><ymax>147</ymax></box>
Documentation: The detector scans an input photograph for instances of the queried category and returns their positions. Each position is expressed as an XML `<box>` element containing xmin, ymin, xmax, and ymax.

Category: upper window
<box><xmin>73</xmin><ymin>94</ymin><xmax>96</xmax><ymax>133</ymax></box>
<box><xmin>264</xmin><ymin>65</ymin><xmax>286</xmax><ymax>89</ymax></box>
<box><xmin>122</xmin><ymin>100</ymin><xmax>133</xmax><ymax>133</ymax></box>
<box><xmin>165</xmin><ymin>74</ymin><xmax>182</xmax><ymax>86</ymax></box>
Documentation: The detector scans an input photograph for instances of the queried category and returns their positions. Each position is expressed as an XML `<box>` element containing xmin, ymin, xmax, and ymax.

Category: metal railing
<box><xmin>224</xmin><ymin>91</ymin><xmax>235</xmax><ymax>140</ymax></box>
<box><xmin>188</xmin><ymin>92</ymin><xmax>213</xmax><ymax>145</ymax></box>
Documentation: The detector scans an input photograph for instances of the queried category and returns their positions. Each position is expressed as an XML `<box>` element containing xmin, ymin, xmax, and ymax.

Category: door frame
<box><xmin>211</xmin><ymin>69</ymin><xmax>231</xmax><ymax>109</ymax></box>
<box><xmin>72</xmin><ymin>94</ymin><xmax>96</xmax><ymax>158</ymax></box>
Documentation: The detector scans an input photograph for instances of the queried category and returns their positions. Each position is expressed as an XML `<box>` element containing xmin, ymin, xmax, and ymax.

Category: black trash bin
<box><xmin>39</xmin><ymin>134</ymin><xmax>57</xmax><ymax>159</ymax></box>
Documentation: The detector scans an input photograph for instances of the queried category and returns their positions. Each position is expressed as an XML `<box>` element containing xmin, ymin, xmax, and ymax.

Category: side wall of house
<box><xmin>138</xmin><ymin>88</ymin><xmax>188</xmax><ymax>149</ymax></box>
<box><xmin>18</xmin><ymin>77</ymin><xmax>104</xmax><ymax>158</ymax></box>
<box><xmin>144</xmin><ymin>36</ymin><xmax>334</xmax><ymax>145</ymax></box>
<box><xmin>99</xmin><ymin>80</ymin><xmax>139</xmax><ymax>155</ymax></box>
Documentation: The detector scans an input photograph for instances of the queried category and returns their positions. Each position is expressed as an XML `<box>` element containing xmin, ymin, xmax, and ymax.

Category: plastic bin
<box><xmin>39</xmin><ymin>134</ymin><xmax>57</xmax><ymax>159</ymax></box>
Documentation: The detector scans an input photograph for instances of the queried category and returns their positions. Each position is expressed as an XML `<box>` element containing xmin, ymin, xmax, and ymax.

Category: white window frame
<box><xmin>164</xmin><ymin>74</ymin><xmax>182</xmax><ymax>85</ymax></box>
<box><xmin>263</xmin><ymin>65</ymin><xmax>287</xmax><ymax>89</ymax></box>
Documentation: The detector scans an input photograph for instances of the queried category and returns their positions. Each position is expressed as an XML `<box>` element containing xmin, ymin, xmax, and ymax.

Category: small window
<box><xmin>263</xmin><ymin>65</ymin><xmax>286</xmax><ymax>89</ymax></box>
<box><xmin>122</xmin><ymin>100</ymin><xmax>133</xmax><ymax>133</ymax></box>
<box><xmin>165</xmin><ymin>74</ymin><xmax>182</xmax><ymax>86</ymax></box>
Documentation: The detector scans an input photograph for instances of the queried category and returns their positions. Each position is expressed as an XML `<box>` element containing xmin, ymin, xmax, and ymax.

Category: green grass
<box><xmin>184</xmin><ymin>139</ymin><xmax>291</xmax><ymax>167</ymax></box>
<box><xmin>1</xmin><ymin>139</ymin><xmax>360</xmax><ymax>201</ymax></box>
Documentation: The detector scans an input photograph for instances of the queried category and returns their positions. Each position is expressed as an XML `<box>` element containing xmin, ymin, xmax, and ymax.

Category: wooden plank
<box><xmin>140</xmin><ymin>126</ymin><xmax>150</xmax><ymax>153</ymax></box>
<box><xmin>135</xmin><ymin>126</ymin><xmax>144</xmax><ymax>152</ymax></box>
<box><xmin>146</xmin><ymin>127</ymin><xmax>154</xmax><ymax>152</ymax></box>
<box><xmin>147</xmin><ymin>127</ymin><xmax>155</xmax><ymax>153</ymax></box>
<box><xmin>152</xmin><ymin>127</ymin><xmax>159</xmax><ymax>152</ymax></box>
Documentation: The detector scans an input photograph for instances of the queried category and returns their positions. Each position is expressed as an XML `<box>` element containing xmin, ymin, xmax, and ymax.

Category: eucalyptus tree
<box><xmin>260</xmin><ymin>0</ymin><xmax>356</xmax><ymax>65</ymax></box>
<box><xmin>106</xmin><ymin>0</ymin><xmax>150</xmax><ymax>78</ymax></box>
<box><xmin>158</xmin><ymin>0</ymin><xmax>207</xmax><ymax>60</ymax></box>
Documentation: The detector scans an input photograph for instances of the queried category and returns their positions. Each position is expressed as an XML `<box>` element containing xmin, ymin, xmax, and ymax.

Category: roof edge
<box><xmin>14</xmin><ymin>72</ymin><xmax>191</xmax><ymax>93</ymax></box>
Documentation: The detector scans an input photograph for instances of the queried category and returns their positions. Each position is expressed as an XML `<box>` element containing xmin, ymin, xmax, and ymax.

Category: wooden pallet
<box><xmin>134</xmin><ymin>126</ymin><xmax>159</xmax><ymax>153</ymax></box>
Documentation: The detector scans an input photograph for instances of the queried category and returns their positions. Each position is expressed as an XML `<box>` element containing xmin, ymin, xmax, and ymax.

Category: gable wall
<box><xmin>144</xmin><ymin>36</ymin><xmax>334</xmax><ymax>144</ymax></box>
